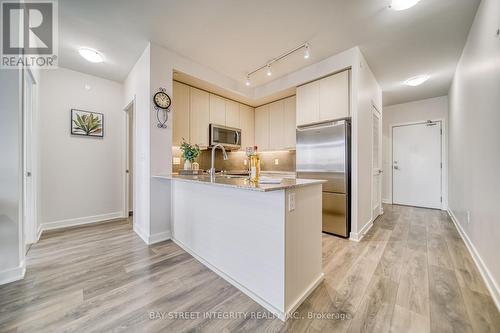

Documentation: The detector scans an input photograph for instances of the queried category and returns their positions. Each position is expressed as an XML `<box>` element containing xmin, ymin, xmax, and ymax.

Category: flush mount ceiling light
<box><xmin>390</xmin><ymin>0</ymin><xmax>421</xmax><ymax>11</ymax></box>
<box><xmin>78</xmin><ymin>48</ymin><xmax>104</xmax><ymax>63</ymax></box>
<box><xmin>245</xmin><ymin>42</ymin><xmax>310</xmax><ymax>85</ymax></box>
<box><xmin>404</xmin><ymin>74</ymin><xmax>430</xmax><ymax>86</ymax></box>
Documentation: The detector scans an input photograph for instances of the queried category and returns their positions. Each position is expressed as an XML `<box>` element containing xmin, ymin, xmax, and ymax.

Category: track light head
<box><xmin>304</xmin><ymin>43</ymin><xmax>310</xmax><ymax>59</ymax></box>
<box><xmin>266</xmin><ymin>64</ymin><xmax>272</xmax><ymax>76</ymax></box>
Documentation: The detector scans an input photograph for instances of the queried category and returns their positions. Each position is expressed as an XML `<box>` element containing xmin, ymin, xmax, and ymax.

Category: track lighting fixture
<box><xmin>245</xmin><ymin>42</ymin><xmax>310</xmax><ymax>85</ymax></box>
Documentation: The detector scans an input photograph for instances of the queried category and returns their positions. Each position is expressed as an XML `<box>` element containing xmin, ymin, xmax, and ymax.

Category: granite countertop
<box><xmin>153</xmin><ymin>174</ymin><xmax>325</xmax><ymax>192</ymax></box>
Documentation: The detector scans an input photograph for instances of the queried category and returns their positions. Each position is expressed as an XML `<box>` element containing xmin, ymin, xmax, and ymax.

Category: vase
<box><xmin>184</xmin><ymin>160</ymin><xmax>192</xmax><ymax>170</ymax></box>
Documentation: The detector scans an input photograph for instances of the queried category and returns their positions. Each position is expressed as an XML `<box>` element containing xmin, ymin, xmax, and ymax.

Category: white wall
<box><xmin>382</xmin><ymin>96</ymin><xmax>448</xmax><ymax>205</ymax></box>
<box><xmin>124</xmin><ymin>45</ymin><xmax>151</xmax><ymax>240</ymax></box>
<box><xmin>448</xmin><ymin>0</ymin><xmax>500</xmax><ymax>307</ymax></box>
<box><xmin>355</xmin><ymin>52</ymin><xmax>383</xmax><ymax>239</ymax></box>
<box><xmin>39</xmin><ymin>68</ymin><xmax>125</xmax><ymax>229</ymax></box>
<box><xmin>0</xmin><ymin>68</ymin><xmax>24</xmax><ymax>284</ymax></box>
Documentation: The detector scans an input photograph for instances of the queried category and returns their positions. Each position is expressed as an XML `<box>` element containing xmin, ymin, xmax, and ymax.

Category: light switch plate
<box><xmin>288</xmin><ymin>192</ymin><xmax>296</xmax><ymax>212</ymax></box>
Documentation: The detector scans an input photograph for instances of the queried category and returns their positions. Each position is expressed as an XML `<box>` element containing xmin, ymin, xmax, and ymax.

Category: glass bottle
<box><xmin>250</xmin><ymin>146</ymin><xmax>260</xmax><ymax>182</ymax></box>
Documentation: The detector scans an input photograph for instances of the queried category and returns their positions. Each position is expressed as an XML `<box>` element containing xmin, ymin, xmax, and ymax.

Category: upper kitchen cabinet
<box><xmin>296</xmin><ymin>80</ymin><xmax>319</xmax><ymax>126</ymax></box>
<box><xmin>269</xmin><ymin>100</ymin><xmax>284</xmax><ymax>150</ymax></box>
<box><xmin>172</xmin><ymin>81</ymin><xmax>190</xmax><ymax>146</ymax></box>
<box><xmin>319</xmin><ymin>70</ymin><xmax>349</xmax><ymax>121</ymax></box>
<box><xmin>190</xmin><ymin>87</ymin><xmax>210</xmax><ymax>147</ymax></box>
<box><xmin>283</xmin><ymin>96</ymin><xmax>296</xmax><ymax>149</ymax></box>
<box><xmin>239</xmin><ymin>104</ymin><xmax>254</xmax><ymax>149</ymax></box>
<box><xmin>209</xmin><ymin>94</ymin><xmax>226</xmax><ymax>125</ymax></box>
<box><xmin>225</xmin><ymin>100</ymin><xmax>240</xmax><ymax>128</ymax></box>
<box><xmin>296</xmin><ymin>70</ymin><xmax>350</xmax><ymax>126</ymax></box>
<box><xmin>255</xmin><ymin>105</ymin><xmax>270</xmax><ymax>151</ymax></box>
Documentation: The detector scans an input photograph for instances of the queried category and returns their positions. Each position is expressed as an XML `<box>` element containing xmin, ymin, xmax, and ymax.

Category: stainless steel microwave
<box><xmin>209</xmin><ymin>124</ymin><xmax>241</xmax><ymax>149</ymax></box>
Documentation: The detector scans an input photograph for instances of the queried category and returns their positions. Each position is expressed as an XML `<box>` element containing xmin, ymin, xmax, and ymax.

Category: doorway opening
<box><xmin>23</xmin><ymin>69</ymin><xmax>37</xmax><ymax>251</ymax></box>
<box><xmin>392</xmin><ymin>120</ymin><xmax>443</xmax><ymax>209</ymax></box>
<box><xmin>124</xmin><ymin>100</ymin><xmax>134</xmax><ymax>218</ymax></box>
<box><xmin>372</xmin><ymin>106</ymin><xmax>382</xmax><ymax>220</ymax></box>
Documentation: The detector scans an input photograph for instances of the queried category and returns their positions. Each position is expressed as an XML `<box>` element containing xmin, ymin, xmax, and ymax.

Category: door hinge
<box><xmin>440</xmin><ymin>162</ymin><xmax>442</xmax><ymax>169</ymax></box>
<box><xmin>440</xmin><ymin>128</ymin><xmax>442</xmax><ymax>135</ymax></box>
<box><xmin>440</xmin><ymin>196</ymin><xmax>442</xmax><ymax>202</ymax></box>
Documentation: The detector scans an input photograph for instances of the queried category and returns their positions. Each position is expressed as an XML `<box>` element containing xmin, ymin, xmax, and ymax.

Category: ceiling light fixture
<box><xmin>245</xmin><ymin>42</ymin><xmax>310</xmax><ymax>85</ymax></box>
<box><xmin>78</xmin><ymin>48</ymin><xmax>104</xmax><ymax>63</ymax></box>
<box><xmin>304</xmin><ymin>43</ymin><xmax>310</xmax><ymax>59</ymax></box>
<box><xmin>404</xmin><ymin>74</ymin><xmax>430</xmax><ymax>86</ymax></box>
<box><xmin>389</xmin><ymin>0</ymin><xmax>421</xmax><ymax>11</ymax></box>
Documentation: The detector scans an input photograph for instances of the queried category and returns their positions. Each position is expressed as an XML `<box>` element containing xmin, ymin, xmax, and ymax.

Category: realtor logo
<box><xmin>1</xmin><ymin>0</ymin><xmax>58</xmax><ymax>68</ymax></box>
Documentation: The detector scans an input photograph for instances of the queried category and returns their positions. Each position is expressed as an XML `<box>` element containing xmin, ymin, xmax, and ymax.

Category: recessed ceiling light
<box><xmin>78</xmin><ymin>48</ymin><xmax>104</xmax><ymax>63</ymax></box>
<box><xmin>390</xmin><ymin>0</ymin><xmax>421</xmax><ymax>11</ymax></box>
<box><xmin>404</xmin><ymin>74</ymin><xmax>430</xmax><ymax>86</ymax></box>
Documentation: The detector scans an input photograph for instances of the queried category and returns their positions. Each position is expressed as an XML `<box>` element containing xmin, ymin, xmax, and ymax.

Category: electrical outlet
<box><xmin>274</xmin><ymin>158</ymin><xmax>279</xmax><ymax>165</ymax></box>
<box><xmin>243</xmin><ymin>159</ymin><xmax>247</xmax><ymax>166</ymax></box>
<box><xmin>288</xmin><ymin>192</ymin><xmax>296</xmax><ymax>212</ymax></box>
<box><xmin>467</xmin><ymin>211</ymin><xmax>471</xmax><ymax>224</ymax></box>
<box><xmin>173</xmin><ymin>157</ymin><xmax>181</xmax><ymax>165</ymax></box>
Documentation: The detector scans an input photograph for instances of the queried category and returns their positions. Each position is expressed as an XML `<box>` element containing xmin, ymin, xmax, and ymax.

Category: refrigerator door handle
<box><xmin>297</xmin><ymin>121</ymin><xmax>337</xmax><ymax>131</ymax></box>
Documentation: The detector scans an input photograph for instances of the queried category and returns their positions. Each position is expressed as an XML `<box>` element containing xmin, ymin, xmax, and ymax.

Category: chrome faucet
<box><xmin>209</xmin><ymin>144</ymin><xmax>228</xmax><ymax>179</ymax></box>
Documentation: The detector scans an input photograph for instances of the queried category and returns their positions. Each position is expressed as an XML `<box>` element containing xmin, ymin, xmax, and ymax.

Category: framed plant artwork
<box><xmin>71</xmin><ymin>109</ymin><xmax>104</xmax><ymax>137</ymax></box>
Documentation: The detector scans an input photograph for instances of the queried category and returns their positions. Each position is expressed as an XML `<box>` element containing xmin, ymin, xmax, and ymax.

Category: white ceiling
<box><xmin>58</xmin><ymin>0</ymin><xmax>479</xmax><ymax>106</ymax></box>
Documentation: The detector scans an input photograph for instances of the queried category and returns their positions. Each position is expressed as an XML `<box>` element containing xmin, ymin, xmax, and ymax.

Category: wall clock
<box><xmin>153</xmin><ymin>88</ymin><xmax>170</xmax><ymax>128</ymax></box>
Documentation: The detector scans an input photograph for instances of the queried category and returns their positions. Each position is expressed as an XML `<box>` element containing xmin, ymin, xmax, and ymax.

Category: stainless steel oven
<box><xmin>209</xmin><ymin>124</ymin><xmax>241</xmax><ymax>150</ymax></box>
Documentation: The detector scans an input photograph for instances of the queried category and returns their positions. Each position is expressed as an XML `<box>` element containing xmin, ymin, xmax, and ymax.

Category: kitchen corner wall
<box><xmin>448</xmin><ymin>0</ymin><xmax>500</xmax><ymax>308</ymax></box>
<box><xmin>172</xmin><ymin>149</ymin><xmax>295</xmax><ymax>173</ymax></box>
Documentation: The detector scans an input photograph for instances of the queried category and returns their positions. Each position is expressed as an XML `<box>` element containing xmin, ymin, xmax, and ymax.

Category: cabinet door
<box><xmin>283</xmin><ymin>96</ymin><xmax>296</xmax><ymax>149</ymax></box>
<box><xmin>269</xmin><ymin>100</ymin><xmax>284</xmax><ymax>150</ymax></box>
<box><xmin>319</xmin><ymin>70</ymin><xmax>349</xmax><ymax>121</ymax></box>
<box><xmin>189</xmin><ymin>87</ymin><xmax>210</xmax><ymax>147</ymax></box>
<box><xmin>172</xmin><ymin>81</ymin><xmax>190</xmax><ymax>146</ymax></box>
<box><xmin>296</xmin><ymin>80</ymin><xmax>320</xmax><ymax>126</ymax></box>
<box><xmin>225</xmin><ymin>100</ymin><xmax>240</xmax><ymax>128</ymax></box>
<box><xmin>209</xmin><ymin>94</ymin><xmax>226</xmax><ymax>125</ymax></box>
<box><xmin>254</xmin><ymin>105</ymin><xmax>269</xmax><ymax>151</ymax></box>
<box><xmin>239</xmin><ymin>104</ymin><xmax>254</xmax><ymax>149</ymax></box>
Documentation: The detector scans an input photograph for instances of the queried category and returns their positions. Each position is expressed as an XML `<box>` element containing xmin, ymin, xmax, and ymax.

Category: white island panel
<box><xmin>172</xmin><ymin>180</ymin><xmax>286</xmax><ymax>313</ymax></box>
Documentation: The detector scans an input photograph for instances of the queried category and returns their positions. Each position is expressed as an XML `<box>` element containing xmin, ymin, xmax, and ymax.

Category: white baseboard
<box><xmin>350</xmin><ymin>219</ymin><xmax>374</xmax><ymax>242</ymax></box>
<box><xmin>447</xmin><ymin>209</ymin><xmax>500</xmax><ymax>311</ymax></box>
<box><xmin>148</xmin><ymin>231</ymin><xmax>172</xmax><ymax>244</ymax></box>
<box><xmin>173</xmin><ymin>237</ymin><xmax>290</xmax><ymax>321</ymax></box>
<box><xmin>41</xmin><ymin>211</ymin><xmax>124</xmax><ymax>231</ymax></box>
<box><xmin>285</xmin><ymin>273</ymin><xmax>324</xmax><ymax>317</ymax></box>
<box><xmin>36</xmin><ymin>224</ymin><xmax>43</xmax><ymax>242</ymax></box>
<box><xmin>382</xmin><ymin>198</ymin><xmax>392</xmax><ymax>204</ymax></box>
<box><xmin>0</xmin><ymin>261</ymin><xmax>26</xmax><ymax>285</ymax></box>
<box><xmin>133</xmin><ymin>224</ymin><xmax>171</xmax><ymax>245</ymax></box>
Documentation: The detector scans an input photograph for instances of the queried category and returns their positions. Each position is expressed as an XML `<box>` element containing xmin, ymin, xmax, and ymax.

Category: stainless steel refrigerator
<box><xmin>296</xmin><ymin>119</ymin><xmax>351</xmax><ymax>237</ymax></box>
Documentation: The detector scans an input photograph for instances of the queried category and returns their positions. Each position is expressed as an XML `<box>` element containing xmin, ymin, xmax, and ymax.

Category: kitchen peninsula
<box><xmin>154</xmin><ymin>174</ymin><xmax>325</xmax><ymax>320</ymax></box>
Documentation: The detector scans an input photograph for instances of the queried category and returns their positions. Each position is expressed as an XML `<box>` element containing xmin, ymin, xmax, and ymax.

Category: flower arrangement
<box><xmin>180</xmin><ymin>139</ymin><xmax>200</xmax><ymax>163</ymax></box>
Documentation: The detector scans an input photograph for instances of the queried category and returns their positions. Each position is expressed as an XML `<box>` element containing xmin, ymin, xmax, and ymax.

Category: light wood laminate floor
<box><xmin>1</xmin><ymin>205</ymin><xmax>499</xmax><ymax>332</ymax></box>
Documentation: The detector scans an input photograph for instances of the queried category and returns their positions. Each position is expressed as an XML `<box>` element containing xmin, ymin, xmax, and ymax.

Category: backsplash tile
<box><xmin>172</xmin><ymin>148</ymin><xmax>295</xmax><ymax>173</ymax></box>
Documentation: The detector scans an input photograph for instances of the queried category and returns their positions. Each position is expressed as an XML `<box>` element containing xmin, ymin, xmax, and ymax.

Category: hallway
<box><xmin>0</xmin><ymin>205</ymin><xmax>498</xmax><ymax>332</ymax></box>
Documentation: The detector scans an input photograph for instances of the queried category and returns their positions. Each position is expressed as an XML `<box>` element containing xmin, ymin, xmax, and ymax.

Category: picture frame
<box><xmin>71</xmin><ymin>109</ymin><xmax>104</xmax><ymax>137</ymax></box>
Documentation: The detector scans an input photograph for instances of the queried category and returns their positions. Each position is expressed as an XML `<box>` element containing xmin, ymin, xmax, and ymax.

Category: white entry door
<box><xmin>23</xmin><ymin>70</ymin><xmax>36</xmax><ymax>245</ymax></box>
<box><xmin>392</xmin><ymin>121</ymin><xmax>442</xmax><ymax>209</ymax></box>
<box><xmin>372</xmin><ymin>108</ymin><xmax>382</xmax><ymax>218</ymax></box>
